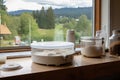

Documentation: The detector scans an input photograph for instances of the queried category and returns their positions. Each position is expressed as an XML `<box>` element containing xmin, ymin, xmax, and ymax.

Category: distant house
<box><xmin>0</xmin><ymin>24</ymin><xmax>11</xmax><ymax>35</ymax></box>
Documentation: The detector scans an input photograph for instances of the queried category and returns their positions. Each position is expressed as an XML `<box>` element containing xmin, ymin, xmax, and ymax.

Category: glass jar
<box><xmin>109</xmin><ymin>29</ymin><xmax>120</xmax><ymax>56</ymax></box>
<box><xmin>80</xmin><ymin>37</ymin><xmax>104</xmax><ymax>57</ymax></box>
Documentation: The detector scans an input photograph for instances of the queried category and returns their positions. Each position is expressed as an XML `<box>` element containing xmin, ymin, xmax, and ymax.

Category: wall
<box><xmin>110</xmin><ymin>0</ymin><xmax>120</xmax><ymax>35</ymax></box>
<box><xmin>101</xmin><ymin>0</ymin><xmax>120</xmax><ymax>48</ymax></box>
<box><xmin>101</xmin><ymin>0</ymin><xmax>110</xmax><ymax>48</ymax></box>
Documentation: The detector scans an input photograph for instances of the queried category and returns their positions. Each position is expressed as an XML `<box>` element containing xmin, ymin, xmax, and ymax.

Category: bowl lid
<box><xmin>31</xmin><ymin>41</ymin><xmax>74</xmax><ymax>49</ymax></box>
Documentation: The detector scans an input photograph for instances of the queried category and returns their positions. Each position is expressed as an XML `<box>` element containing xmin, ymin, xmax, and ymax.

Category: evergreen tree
<box><xmin>0</xmin><ymin>0</ymin><xmax>7</xmax><ymax>25</ymax></box>
<box><xmin>32</xmin><ymin>10</ymin><xmax>40</xmax><ymax>27</ymax></box>
<box><xmin>0</xmin><ymin>0</ymin><xmax>7</xmax><ymax>11</ymax></box>
<box><xmin>32</xmin><ymin>7</ymin><xmax>55</xmax><ymax>29</ymax></box>
<box><xmin>46</xmin><ymin>7</ymin><xmax>55</xmax><ymax>29</ymax></box>
<box><xmin>39</xmin><ymin>7</ymin><xmax>46</xmax><ymax>28</ymax></box>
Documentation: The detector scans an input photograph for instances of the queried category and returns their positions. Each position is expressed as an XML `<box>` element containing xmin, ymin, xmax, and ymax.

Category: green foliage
<box><xmin>46</xmin><ymin>7</ymin><xmax>55</xmax><ymax>29</ymax></box>
<box><xmin>19</xmin><ymin>13</ymin><xmax>30</xmax><ymax>36</ymax></box>
<box><xmin>32</xmin><ymin>24</ymin><xmax>67</xmax><ymax>42</ymax></box>
<box><xmin>35</xmin><ymin>29</ymin><xmax>54</xmax><ymax>41</ymax></box>
<box><xmin>63</xmin><ymin>18</ymin><xmax>77</xmax><ymax>29</ymax></box>
<box><xmin>54</xmin><ymin>7</ymin><xmax>93</xmax><ymax>19</ymax></box>
<box><xmin>39</xmin><ymin>7</ymin><xmax>47</xmax><ymax>28</ymax></box>
<box><xmin>19</xmin><ymin>13</ymin><xmax>39</xmax><ymax>42</ymax></box>
<box><xmin>33</xmin><ymin>7</ymin><xmax>47</xmax><ymax>29</ymax></box>
<box><xmin>33</xmin><ymin>7</ymin><xmax>55</xmax><ymax>29</ymax></box>
<box><xmin>31</xmin><ymin>17</ymin><xmax>40</xmax><ymax>41</ymax></box>
<box><xmin>54</xmin><ymin>24</ymin><xmax>65</xmax><ymax>41</ymax></box>
<box><xmin>0</xmin><ymin>0</ymin><xmax>7</xmax><ymax>11</ymax></box>
<box><xmin>75</xmin><ymin>15</ymin><xmax>92</xmax><ymax>36</ymax></box>
<box><xmin>0</xmin><ymin>0</ymin><xmax>19</xmax><ymax>40</ymax></box>
<box><xmin>1</xmin><ymin>4</ymin><xmax>92</xmax><ymax>46</ymax></box>
<box><xmin>56</xmin><ymin>16</ymin><xmax>69</xmax><ymax>24</ymax></box>
<box><xmin>1</xmin><ymin>14</ymin><xmax>20</xmax><ymax>40</ymax></box>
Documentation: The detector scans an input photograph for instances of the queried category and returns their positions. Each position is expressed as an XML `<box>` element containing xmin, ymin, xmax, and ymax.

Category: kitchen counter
<box><xmin>0</xmin><ymin>54</ymin><xmax>120</xmax><ymax>80</ymax></box>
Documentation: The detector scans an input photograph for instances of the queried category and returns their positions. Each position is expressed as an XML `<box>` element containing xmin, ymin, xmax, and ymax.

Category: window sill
<box><xmin>0</xmin><ymin>46</ymin><xmax>31</xmax><ymax>53</ymax></box>
<box><xmin>0</xmin><ymin>51</ymin><xmax>31</xmax><ymax>59</ymax></box>
<box><xmin>1</xmin><ymin>54</ymin><xmax>120</xmax><ymax>80</ymax></box>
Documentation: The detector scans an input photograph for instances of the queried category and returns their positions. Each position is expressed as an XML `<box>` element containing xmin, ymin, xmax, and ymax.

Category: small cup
<box><xmin>66</xmin><ymin>29</ymin><xmax>75</xmax><ymax>44</ymax></box>
<box><xmin>0</xmin><ymin>55</ymin><xmax>7</xmax><ymax>64</ymax></box>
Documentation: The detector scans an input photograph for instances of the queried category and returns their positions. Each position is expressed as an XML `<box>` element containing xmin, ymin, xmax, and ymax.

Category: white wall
<box><xmin>101</xmin><ymin>0</ymin><xmax>110</xmax><ymax>48</ymax></box>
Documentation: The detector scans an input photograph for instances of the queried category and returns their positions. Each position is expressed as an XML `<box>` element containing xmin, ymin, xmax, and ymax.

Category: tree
<box><xmin>19</xmin><ymin>13</ymin><xmax>39</xmax><ymax>41</ymax></box>
<box><xmin>0</xmin><ymin>0</ymin><xmax>7</xmax><ymax>25</ymax></box>
<box><xmin>32</xmin><ymin>10</ymin><xmax>39</xmax><ymax>25</ymax></box>
<box><xmin>39</xmin><ymin>7</ymin><xmax>46</xmax><ymax>28</ymax></box>
<box><xmin>0</xmin><ymin>0</ymin><xmax>7</xmax><ymax>11</ymax></box>
<box><xmin>75</xmin><ymin>15</ymin><xmax>92</xmax><ymax>36</ymax></box>
<box><xmin>1</xmin><ymin>13</ymin><xmax>21</xmax><ymax>40</ymax></box>
<box><xmin>33</xmin><ymin>7</ymin><xmax>55</xmax><ymax>29</ymax></box>
<box><xmin>63</xmin><ymin>18</ymin><xmax>77</xmax><ymax>29</ymax></box>
<box><xmin>46</xmin><ymin>7</ymin><xmax>55</xmax><ymax>29</ymax></box>
<box><xmin>58</xmin><ymin>16</ymin><xmax>69</xmax><ymax>24</ymax></box>
<box><xmin>33</xmin><ymin>10</ymin><xmax>43</xmax><ymax>29</ymax></box>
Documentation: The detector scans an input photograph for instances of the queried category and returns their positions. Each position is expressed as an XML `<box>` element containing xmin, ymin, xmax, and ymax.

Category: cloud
<box><xmin>5</xmin><ymin>0</ymin><xmax>42</xmax><ymax>11</ymax></box>
<box><xmin>24</xmin><ymin>0</ymin><xmax>92</xmax><ymax>7</ymax></box>
<box><xmin>5</xmin><ymin>0</ymin><xmax>92</xmax><ymax>12</ymax></box>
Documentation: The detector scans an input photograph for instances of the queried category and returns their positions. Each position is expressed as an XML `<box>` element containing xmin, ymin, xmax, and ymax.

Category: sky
<box><xmin>5</xmin><ymin>0</ymin><xmax>92</xmax><ymax>12</ymax></box>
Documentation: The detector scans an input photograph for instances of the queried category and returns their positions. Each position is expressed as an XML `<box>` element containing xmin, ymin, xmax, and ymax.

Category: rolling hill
<box><xmin>9</xmin><ymin>7</ymin><xmax>93</xmax><ymax>19</ymax></box>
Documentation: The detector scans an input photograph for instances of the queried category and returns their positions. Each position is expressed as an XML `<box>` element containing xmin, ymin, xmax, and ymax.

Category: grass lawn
<box><xmin>0</xmin><ymin>24</ymin><xmax>80</xmax><ymax>47</ymax></box>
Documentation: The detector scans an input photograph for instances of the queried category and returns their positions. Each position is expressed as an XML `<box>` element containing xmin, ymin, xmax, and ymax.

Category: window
<box><xmin>0</xmin><ymin>0</ymin><xmax>101</xmax><ymax>52</ymax></box>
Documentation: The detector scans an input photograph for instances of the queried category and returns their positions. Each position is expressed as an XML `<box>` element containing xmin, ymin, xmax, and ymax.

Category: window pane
<box><xmin>0</xmin><ymin>0</ymin><xmax>93</xmax><ymax>48</ymax></box>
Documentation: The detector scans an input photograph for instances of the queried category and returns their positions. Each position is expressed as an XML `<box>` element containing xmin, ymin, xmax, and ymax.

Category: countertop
<box><xmin>0</xmin><ymin>54</ymin><xmax>120</xmax><ymax>80</ymax></box>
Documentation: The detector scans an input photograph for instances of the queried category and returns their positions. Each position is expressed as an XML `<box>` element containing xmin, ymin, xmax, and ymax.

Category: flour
<box><xmin>81</xmin><ymin>45</ymin><xmax>103</xmax><ymax>57</ymax></box>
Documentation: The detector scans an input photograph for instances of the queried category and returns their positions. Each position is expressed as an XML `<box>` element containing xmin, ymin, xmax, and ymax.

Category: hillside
<box><xmin>54</xmin><ymin>7</ymin><xmax>93</xmax><ymax>19</ymax></box>
<box><xmin>9</xmin><ymin>7</ymin><xmax>93</xmax><ymax>19</ymax></box>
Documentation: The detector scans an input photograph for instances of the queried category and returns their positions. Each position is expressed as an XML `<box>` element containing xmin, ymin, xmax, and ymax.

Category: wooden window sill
<box><xmin>0</xmin><ymin>46</ymin><xmax>31</xmax><ymax>53</ymax></box>
<box><xmin>0</xmin><ymin>51</ymin><xmax>31</xmax><ymax>59</ymax></box>
<box><xmin>0</xmin><ymin>54</ymin><xmax>120</xmax><ymax>80</ymax></box>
